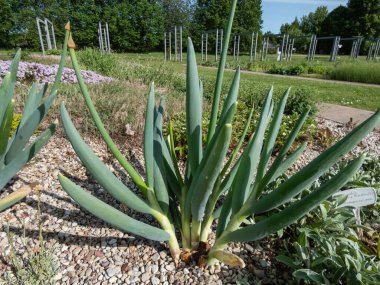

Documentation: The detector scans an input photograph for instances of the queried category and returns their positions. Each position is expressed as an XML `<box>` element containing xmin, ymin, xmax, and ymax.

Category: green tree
<box><xmin>347</xmin><ymin>0</ymin><xmax>380</xmax><ymax>38</ymax></box>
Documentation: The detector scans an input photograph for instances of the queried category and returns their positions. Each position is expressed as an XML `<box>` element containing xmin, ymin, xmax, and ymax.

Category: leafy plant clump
<box><xmin>2</xmin><ymin>190</ymin><xmax>59</xmax><ymax>285</ymax></box>
<box><xmin>278</xmin><ymin>193</ymin><xmax>380</xmax><ymax>284</ymax></box>
<box><xmin>58</xmin><ymin>1</ymin><xmax>380</xmax><ymax>267</ymax></box>
<box><xmin>0</xmin><ymin>24</ymin><xmax>70</xmax><ymax>213</ymax></box>
<box><xmin>76</xmin><ymin>48</ymin><xmax>118</xmax><ymax>76</ymax></box>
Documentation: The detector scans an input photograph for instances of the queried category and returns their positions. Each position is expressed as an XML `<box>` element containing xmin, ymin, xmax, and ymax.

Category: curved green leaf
<box><xmin>247</xmin><ymin>109</ymin><xmax>380</xmax><ymax>215</ymax></box>
<box><xmin>59</xmin><ymin>174</ymin><xmax>170</xmax><ymax>242</ymax></box>
<box><xmin>0</xmin><ymin>123</ymin><xmax>56</xmax><ymax>190</ymax></box>
<box><xmin>223</xmin><ymin>155</ymin><xmax>364</xmax><ymax>243</ymax></box>
<box><xmin>60</xmin><ymin>103</ymin><xmax>152</xmax><ymax>214</ymax></box>
<box><xmin>186</xmin><ymin>38</ymin><xmax>203</xmax><ymax>174</ymax></box>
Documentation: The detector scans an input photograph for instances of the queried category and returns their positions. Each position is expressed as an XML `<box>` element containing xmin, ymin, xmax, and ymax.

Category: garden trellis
<box><xmin>98</xmin><ymin>22</ymin><xmax>111</xmax><ymax>53</ymax></box>
<box><xmin>308</xmin><ymin>36</ymin><xmax>341</xmax><ymax>62</ymax></box>
<box><xmin>201</xmin><ymin>29</ymin><xmax>223</xmax><ymax>61</ymax></box>
<box><xmin>366</xmin><ymin>39</ymin><xmax>380</xmax><ymax>61</ymax></box>
<box><xmin>232</xmin><ymin>32</ymin><xmax>259</xmax><ymax>62</ymax></box>
<box><xmin>261</xmin><ymin>33</ymin><xmax>293</xmax><ymax>62</ymax></box>
<box><xmin>164</xmin><ymin>26</ymin><xmax>183</xmax><ymax>62</ymax></box>
<box><xmin>36</xmin><ymin>17</ymin><xmax>57</xmax><ymax>55</ymax></box>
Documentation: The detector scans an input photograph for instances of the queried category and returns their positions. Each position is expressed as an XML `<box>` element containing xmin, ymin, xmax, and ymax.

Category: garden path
<box><xmin>317</xmin><ymin>103</ymin><xmax>380</xmax><ymax>132</ymax></box>
<box><xmin>199</xmin><ymin>65</ymin><xmax>380</xmax><ymax>89</ymax></box>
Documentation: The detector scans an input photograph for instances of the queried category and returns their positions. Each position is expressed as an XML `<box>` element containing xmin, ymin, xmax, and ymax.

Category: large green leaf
<box><xmin>144</xmin><ymin>83</ymin><xmax>155</xmax><ymax>188</ymax></box>
<box><xmin>0</xmin><ymin>123</ymin><xmax>56</xmax><ymax>190</ymax></box>
<box><xmin>153</xmin><ymin>97</ymin><xmax>169</xmax><ymax>213</ymax></box>
<box><xmin>190</xmin><ymin>123</ymin><xmax>232</xmax><ymax>222</ymax></box>
<box><xmin>186</xmin><ymin>38</ymin><xmax>203</xmax><ymax>174</ymax></box>
<box><xmin>256</xmin><ymin>88</ymin><xmax>290</xmax><ymax>181</ymax></box>
<box><xmin>246</xmin><ymin>109</ymin><xmax>380</xmax><ymax>215</ymax></box>
<box><xmin>207</xmin><ymin>0</ymin><xmax>238</xmax><ymax>143</ymax></box>
<box><xmin>223</xmin><ymin>155</ymin><xmax>364</xmax><ymax>243</ymax></box>
<box><xmin>0</xmin><ymin>49</ymin><xmax>20</xmax><ymax>124</ymax></box>
<box><xmin>0</xmin><ymin>100</ymin><xmax>14</xmax><ymax>158</ymax></box>
<box><xmin>59</xmin><ymin>175</ymin><xmax>170</xmax><ymax>242</ymax></box>
<box><xmin>0</xmin><ymin>186</ymin><xmax>32</xmax><ymax>212</ymax></box>
<box><xmin>68</xmin><ymin>47</ymin><xmax>147</xmax><ymax>194</ymax></box>
<box><xmin>60</xmin><ymin>103</ymin><xmax>152</xmax><ymax>214</ymax></box>
<box><xmin>5</xmin><ymin>92</ymin><xmax>57</xmax><ymax>164</ymax></box>
<box><xmin>230</xmin><ymin>88</ymin><xmax>273</xmax><ymax>214</ymax></box>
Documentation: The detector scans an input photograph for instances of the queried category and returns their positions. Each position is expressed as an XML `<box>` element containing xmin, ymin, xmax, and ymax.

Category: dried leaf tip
<box><xmin>65</xmin><ymin>22</ymin><xmax>71</xmax><ymax>31</ymax></box>
<box><xmin>68</xmin><ymin>34</ymin><xmax>76</xmax><ymax>49</ymax></box>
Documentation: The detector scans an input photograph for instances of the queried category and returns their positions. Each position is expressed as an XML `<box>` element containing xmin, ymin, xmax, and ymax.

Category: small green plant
<box><xmin>45</xmin><ymin>49</ymin><xmax>61</xmax><ymax>56</ymax></box>
<box><xmin>2</xmin><ymin>188</ymin><xmax>59</xmax><ymax>285</ymax></box>
<box><xmin>277</xmin><ymin>194</ymin><xmax>380</xmax><ymax>284</ymax></box>
<box><xmin>76</xmin><ymin>47</ymin><xmax>118</xmax><ymax>76</ymax></box>
<box><xmin>10</xmin><ymin>113</ymin><xmax>22</xmax><ymax>137</ymax></box>
<box><xmin>0</xmin><ymin>24</ymin><xmax>70</xmax><ymax>212</ymax></box>
<box><xmin>58</xmin><ymin>2</ymin><xmax>380</xmax><ymax>267</ymax></box>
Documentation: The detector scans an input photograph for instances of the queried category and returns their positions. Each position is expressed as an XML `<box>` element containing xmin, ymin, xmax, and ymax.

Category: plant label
<box><xmin>333</xmin><ymin>187</ymin><xmax>377</xmax><ymax>208</ymax></box>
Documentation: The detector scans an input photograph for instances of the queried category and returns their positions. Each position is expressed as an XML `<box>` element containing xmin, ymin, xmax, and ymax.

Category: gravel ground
<box><xmin>0</xmin><ymin>118</ymin><xmax>379</xmax><ymax>285</ymax></box>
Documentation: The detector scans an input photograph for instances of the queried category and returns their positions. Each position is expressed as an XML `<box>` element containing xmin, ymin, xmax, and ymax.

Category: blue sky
<box><xmin>262</xmin><ymin>0</ymin><xmax>348</xmax><ymax>33</ymax></box>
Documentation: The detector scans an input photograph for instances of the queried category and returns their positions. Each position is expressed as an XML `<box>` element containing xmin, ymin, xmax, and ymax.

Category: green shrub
<box><xmin>285</xmin><ymin>87</ymin><xmax>318</xmax><ymax>116</ymax></box>
<box><xmin>76</xmin><ymin>48</ymin><xmax>118</xmax><ymax>76</ymax></box>
<box><xmin>268</xmin><ymin>64</ymin><xmax>305</xmax><ymax>76</ymax></box>
<box><xmin>45</xmin><ymin>49</ymin><xmax>61</xmax><ymax>56</ymax></box>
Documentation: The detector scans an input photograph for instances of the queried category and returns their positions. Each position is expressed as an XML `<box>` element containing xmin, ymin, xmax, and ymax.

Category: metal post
<box><xmin>312</xmin><ymin>38</ymin><xmax>317</xmax><ymax>61</ymax></box>
<box><xmin>164</xmin><ymin>32</ymin><xmax>167</xmax><ymax>62</ymax></box>
<box><xmin>99</xmin><ymin>22</ymin><xmax>104</xmax><ymax>52</ymax></box>
<box><xmin>250</xmin><ymin>32</ymin><xmax>254</xmax><ymax>62</ymax></box>
<box><xmin>169</xmin><ymin>32</ymin><xmax>172</xmax><ymax>61</ymax></box>
<box><xmin>237</xmin><ymin>34</ymin><xmax>240</xmax><ymax>60</ymax></box>
<box><xmin>201</xmin><ymin>34</ymin><xmax>204</xmax><ymax>61</ymax></box>
<box><xmin>220</xmin><ymin>29</ymin><xmax>223</xmax><ymax>55</ymax></box>
<box><xmin>44</xmin><ymin>18</ymin><xmax>52</xmax><ymax>50</ymax></box>
<box><xmin>51</xmin><ymin>22</ymin><xmax>57</xmax><ymax>49</ymax></box>
<box><xmin>206</xmin><ymin>33</ymin><xmax>208</xmax><ymax>61</ymax></box>
<box><xmin>106</xmin><ymin>22</ymin><xmax>110</xmax><ymax>53</ymax></box>
<box><xmin>254</xmin><ymin>32</ymin><xmax>258</xmax><ymax>61</ymax></box>
<box><xmin>290</xmin><ymin>38</ymin><xmax>295</xmax><ymax>61</ymax></box>
<box><xmin>174</xmin><ymin>26</ymin><xmax>177</xmax><ymax>61</ymax></box>
<box><xmin>180</xmin><ymin>26</ymin><xmax>183</xmax><ymax>62</ymax></box>
<box><xmin>233</xmin><ymin>35</ymin><xmax>236</xmax><ymax>60</ymax></box>
<box><xmin>36</xmin><ymin>17</ymin><xmax>45</xmax><ymax>55</ymax></box>
<box><xmin>215</xmin><ymin>29</ymin><xmax>219</xmax><ymax>61</ymax></box>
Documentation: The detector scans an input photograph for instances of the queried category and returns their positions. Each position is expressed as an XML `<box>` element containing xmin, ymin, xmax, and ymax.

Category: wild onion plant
<box><xmin>0</xmin><ymin>24</ymin><xmax>70</xmax><ymax>212</ymax></box>
<box><xmin>58</xmin><ymin>2</ymin><xmax>380</xmax><ymax>267</ymax></box>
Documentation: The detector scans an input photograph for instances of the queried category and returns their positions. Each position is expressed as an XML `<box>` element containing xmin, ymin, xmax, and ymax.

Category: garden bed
<box><xmin>0</xmin><ymin>117</ymin><xmax>379</xmax><ymax>285</ymax></box>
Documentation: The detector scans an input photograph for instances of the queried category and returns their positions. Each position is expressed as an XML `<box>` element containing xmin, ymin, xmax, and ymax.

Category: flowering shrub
<box><xmin>0</xmin><ymin>60</ymin><xmax>112</xmax><ymax>84</ymax></box>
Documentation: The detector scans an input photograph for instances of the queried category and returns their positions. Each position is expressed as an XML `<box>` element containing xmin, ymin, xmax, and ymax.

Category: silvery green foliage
<box><xmin>58</xmin><ymin>2</ymin><xmax>380</xmax><ymax>266</ymax></box>
<box><xmin>0</xmin><ymin>27</ymin><xmax>70</xmax><ymax>212</ymax></box>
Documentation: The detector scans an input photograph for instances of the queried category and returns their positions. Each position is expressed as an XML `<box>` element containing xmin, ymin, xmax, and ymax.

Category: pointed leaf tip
<box><xmin>68</xmin><ymin>34</ymin><xmax>76</xmax><ymax>49</ymax></box>
<box><xmin>65</xmin><ymin>22</ymin><xmax>71</xmax><ymax>31</ymax></box>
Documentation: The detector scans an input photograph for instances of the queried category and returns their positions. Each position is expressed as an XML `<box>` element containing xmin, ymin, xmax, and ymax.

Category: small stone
<box><xmin>254</xmin><ymin>269</ymin><xmax>265</xmax><ymax>278</ymax></box>
<box><xmin>151</xmin><ymin>276</ymin><xmax>160</xmax><ymax>285</ymax></box>
<box><xmin>152</xmin><ymin>253</ymin><xmax>160</xmax><ymax>261</ymax></box>
<box><xmin>159</xmin><ymin>251</ymin><xmax>167</xmax><ymax>259</ymax></box>
<box><xmin>260</xmin><ymin>259</ymin><xmax>268</xmax><ymax>268</ymax></box>
<box><xmin>106</xmin><ymin>266</ymin><xmax>121</xmax><ymax>277</ymax></box>
<box><xmin>141</xmin><ymin>272</ymin><xmax>150</xmax><ymax>282</ymax></box>
<box><xmin>165</xmin><ymin>263</ymin><xmax>175</xmax><ymax>272</ymax></box>
<box><xmin>95</xmin><ymin>250</ymin><xmax>104</xmax><ymax>257</ymax></box>
<box><xmin>109</xmin><ymin>276</ymin><xmax>117</xmax><ymax>284</ymax></box>
<box><xmin>109</xmin><ymin>239</ymin><xmax>117</xmax><ymax>245</ymax></box>
<box><xmin>183</xmin><ymin>268</ymin><xmax>189</xmax><ymax>275</ymax></box>
<box><xmin>152</xmin><ymin>264</ymin><xmax>158</xmax><ymax>274</ymax></box>
<box><xmin>245</xmin><ymin>244</ymin><xmax>254</xmax><ymax>253</ymax></box>
<box><xmin>121</xmin><ymin>264</ymin><xmax>129</xmax><ymax>272</ymax></box>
